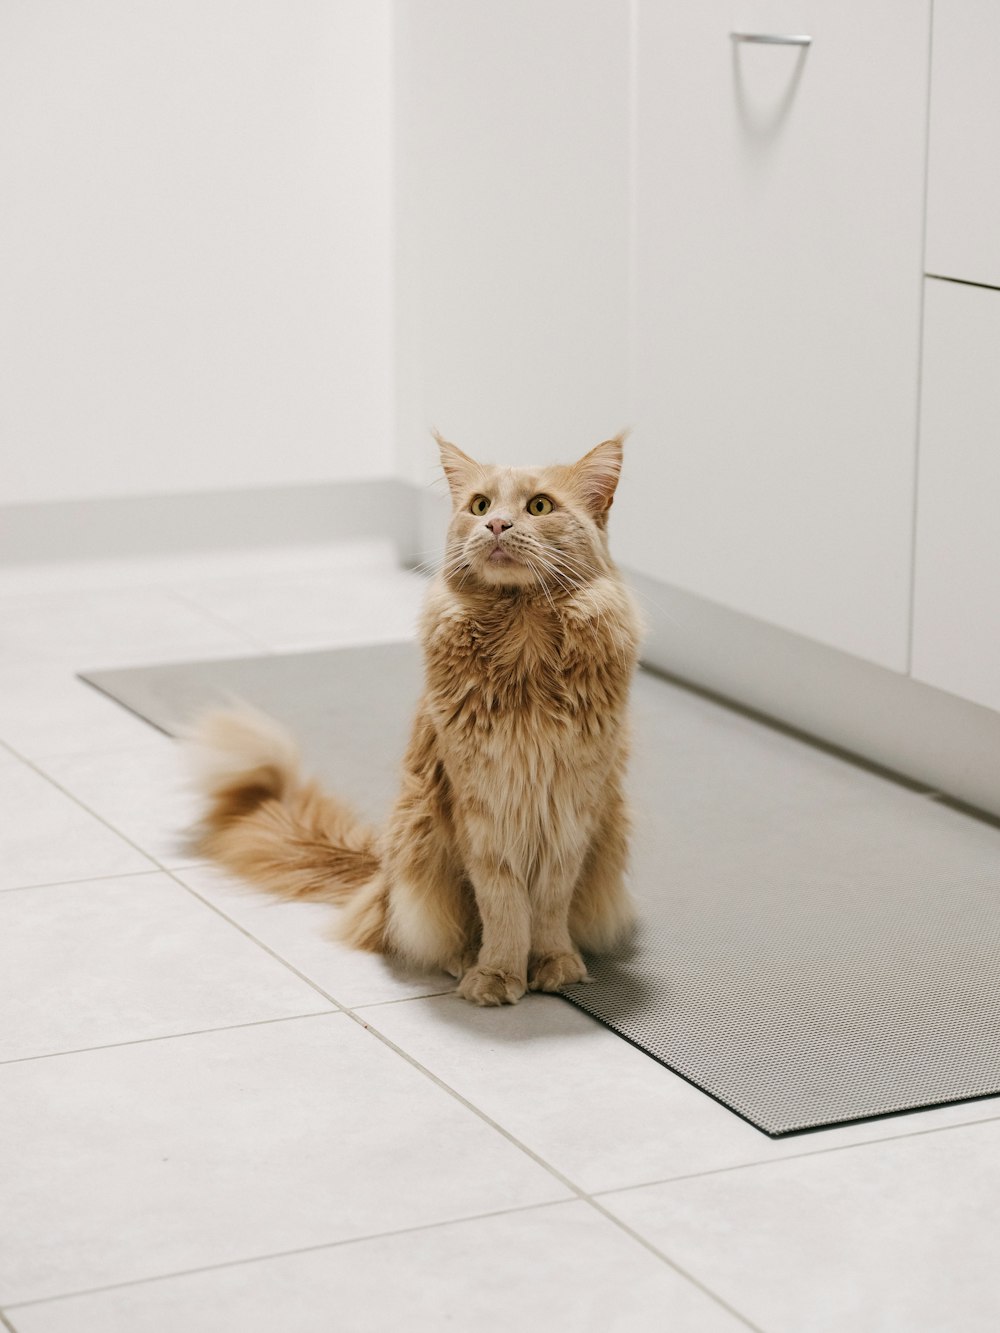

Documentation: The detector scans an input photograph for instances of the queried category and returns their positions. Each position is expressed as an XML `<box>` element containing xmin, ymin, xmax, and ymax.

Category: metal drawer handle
<box><xmin>730</xmin><ymin>32</ymin><xmax>812</xmax><ymax>46</ymax></box>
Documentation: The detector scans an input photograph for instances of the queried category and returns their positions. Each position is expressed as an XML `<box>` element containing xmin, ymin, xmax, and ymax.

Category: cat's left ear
<box><xmin>433</xmin><ymin>431</ymin><xmax>480</xmax><ymax>504</ymax></box>
<box><xmin>571</xmin><ymin>433</ymin><xmax>626</xmax><ymax>522</ymax></box>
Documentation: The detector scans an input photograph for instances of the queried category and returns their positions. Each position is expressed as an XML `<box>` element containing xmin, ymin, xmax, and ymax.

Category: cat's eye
<box><xmin>526</xmin><ymin>495</ymin><xmax>553</xmax><ymax>516</ymax></box>
<box><xmin>469</xmin><ymin>495</ymin><xmax>491</xmax><ymax>516</ymax></box>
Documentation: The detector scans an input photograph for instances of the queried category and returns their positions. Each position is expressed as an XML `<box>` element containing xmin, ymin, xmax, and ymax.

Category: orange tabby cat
<box><xmin>188</xmin><ymin>434</ymin><xmax>642</xmax><ymax>1005</ymax></box>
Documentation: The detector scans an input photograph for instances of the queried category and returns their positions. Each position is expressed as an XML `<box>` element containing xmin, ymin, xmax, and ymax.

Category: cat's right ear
<box><xmin>433</xmin><ymin>431</ymin><xmax>479</xmax><ymax>504</ymax></box>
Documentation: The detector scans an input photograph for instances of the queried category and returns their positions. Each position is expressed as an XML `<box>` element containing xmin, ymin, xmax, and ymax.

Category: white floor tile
<box><xmin>171</xmin><ymin>566</ymin><xmax>424</xmax><ymax>651</ymax></box>
<box><xmin>0</xmin><ymin>539</ymin><xmax>399</xmax><ymax>597</ymax></box>
<box><xmin>4</xmin><ymin>533</ymin><xmax>997</xmax><ymax>1326</ymax></box>
<box><xmin>0</xmin><ymin>585</ymin><xmax>258</xmax><ymax>668</ymax></box>
<box><xmin>600</xmin><ymin>1117</ymin><xmax>1000</xmax><ymax>1333</ymax></box>
<box><xmin>0</xmin><ymin>1013</ymin><xmax>567</xmax><ymax>1305</ymax></box>
<box><xmin>0</xmin><ymin>758</ymin><xmax>154</xmax><ymax>892</ymax></box>
<box><xmin>364</xmin><ymin>992</ymin><xmax>1000</xmax><ymax>1194</ymax></box>
<box><xmin>5</xmin><ymin>1201</ymin><xmax>749</xmax><ymax>1333</ymax></box>
<box><xmin>39</xmin><ymin>740</ymin><xmax>204</xmax><ymax>868</ymax></box>
<box><xmin>0</xmin><ymin>663</ymin><xmax>163</xmax><ymax>760</ymax></box>
<box><xmin>0</xmin><ymin>872</ymin><xmax>332</xmax><ymax>1062</ymax></box>
<box><xmin>177</xmin><ymin>865</ymin><xmax>455</xmax><ymax>1007</ymax></box>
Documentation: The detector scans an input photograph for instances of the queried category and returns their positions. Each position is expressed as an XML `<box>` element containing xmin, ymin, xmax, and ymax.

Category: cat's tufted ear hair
<box><xmin>433</xmin><ymin>431</ymin><xmax>481</xmax><ymax>504</ymax></box>
<box><xmin>570</xmin><ymin>433</ymin><xmax>627</xmax><ymax>523</ymax></box>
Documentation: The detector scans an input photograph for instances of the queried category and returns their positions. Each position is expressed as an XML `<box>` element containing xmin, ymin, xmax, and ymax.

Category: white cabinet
<box><xmin>916</xmin><ymin>1</ymin><xmax>1000</xmax><ymax>713</ymax></box>
<box><xmin>613</xmin><ymin>2</ymin><xmax>931</xmax><ymax>670</ymax></box>
<box><xmin>925</xmin><ymin>0</ymin><xmax>1000</xmax><ymax>289</ymax></box>
<box><xmin>911</xmin><ymin>279</ymin><xmax>1000</xmax><ymax>712</ymax></box>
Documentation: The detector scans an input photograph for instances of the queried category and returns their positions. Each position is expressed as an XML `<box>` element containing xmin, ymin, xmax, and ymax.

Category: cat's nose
<box><xmin>485</xmin><ymin>516</ymin><xmax>512</xmax><ymax>537</ymax></box>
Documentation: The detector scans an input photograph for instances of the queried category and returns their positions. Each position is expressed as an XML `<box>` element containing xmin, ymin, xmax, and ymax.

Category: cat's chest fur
<box><xmin>418</xmin><ymin>580</ymin><xmax>637</xmax><ymax>854</ymax></box>
<box><xmin>421</xmin><ymin>579</ymin><xmax>636</xmax><ymax>747</ymax></box>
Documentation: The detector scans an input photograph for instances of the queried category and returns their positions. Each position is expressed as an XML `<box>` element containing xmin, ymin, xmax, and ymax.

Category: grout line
<box><xmin>1</xmin><ymin>1200</ymin><xmax>573</xmax><ymax>1312</ymax></box>
<box><xmin>344</xmin><ymin>1009</ymin><xmax>583</xmax><ymax>1192</ymax></box>
<box><xmin>163</xmin><ymin>868</ymin><xmax>355</xmax><ymax>1011</ymax></box>
<box><xmin>346</xmin><ymin>1008</ymin><xmax>765</xmax><ymax>1333</ymax></box>
<box><xmin>347</xmin><ymin>987</ymin><xmax>459</xmax><ymax>1010</ymax></box>
<box><xmin>585</xmin><ymin>1196</ymin><xmax>769</xmax><ymax>1331</ymax></box>
<box><xmin>592</xmin><ymin>1105</ymin><xmax>1000</xmax><ymax>1200</ymax></box>
<box><xmin>0</xmin><ymin>741</ymin><xmax>163</xmax><ymax>864</ymax></box>
<box><xmin>0</xmin><ymin>736</ymin><xmax>449</xmax><ymax>1052</ymax></box>
<box><xmin>0</xmin><ymin>867</ymin><xmax>169</xmax><ymax>896</ymax></box>
<box><xmin>0</xmin><ymin>739</ymin><xmax>355</xmax><ymax>1016</ymax></box>
<box><xmin>0</xmin><ymin>1011</ymin><xmax>338</xmax><ymax>1068</ymax></box>
<box><xmin>0</xmin><ymin>737</ymin><xmax>376</xmax><ymax>1064</ymax></box>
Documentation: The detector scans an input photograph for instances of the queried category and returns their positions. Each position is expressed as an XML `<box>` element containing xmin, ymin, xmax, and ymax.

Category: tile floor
<box><xmin>1</xmin><ymin>539</ymin><xmax>999</xmax><ymax>1333</ymax></box>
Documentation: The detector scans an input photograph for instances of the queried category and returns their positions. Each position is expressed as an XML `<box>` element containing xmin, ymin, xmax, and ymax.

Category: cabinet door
<box><xmin>925</xmin><ymin>0</ymin><xmax>1000</xmax><ymax>288</ymax></box>
<box><xmin>614</xmin><ymin>2</ymin><xmax>930</xmax><ymax>670</ymax></box>
<box><xmin>911</xmin><ymin>279</ymin><xmax>1000</xmax><ymax>712</ymax></box>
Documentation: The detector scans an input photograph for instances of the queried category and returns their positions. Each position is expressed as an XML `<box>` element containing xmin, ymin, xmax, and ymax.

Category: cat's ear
<box><xmin>571</xmin><ymin>433</ymin><xmax>626</xmax><ymax>522</ymax></box>
<box><xmin>433</xmin><ymin>431</ymin><xmax>480</xmax><ymax>504</ymax></box>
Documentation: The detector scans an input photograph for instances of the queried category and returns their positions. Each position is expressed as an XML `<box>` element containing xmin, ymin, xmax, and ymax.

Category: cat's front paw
<box><xmin>457</xmin><ymin>966</ymin><xmax>526</xmax><ymax>1007</ymax></box>
<box><xmin>528</xmin><ymin>951</ymin><xmax>590</xmax><ymax>992</ymax></box>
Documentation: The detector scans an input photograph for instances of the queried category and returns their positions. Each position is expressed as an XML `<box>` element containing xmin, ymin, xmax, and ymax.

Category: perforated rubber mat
<box><xmin>83</xmin><ymin>642</ymin><xmax>1000</xmax><ymax>1136</ymax></box>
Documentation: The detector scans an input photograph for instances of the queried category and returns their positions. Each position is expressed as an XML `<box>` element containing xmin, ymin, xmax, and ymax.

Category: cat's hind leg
<box><xmin>378</xmin><ymin>728</ymin><xmax>481</xmax><ymax>977</ymax></box>
<box><xmin>380</xmin><ymin>795</ymin><xmax>480</xmax><ymax>976</ymax></box>
<box><xmin>337</xmin><ymin>873</ymin><xmax>392</xmax><ymax>952</ymax></box>
<box><xmin>337</xmin><ymin>862</ymin><xmax>477</xmax><ymax>977</ymax></box>
<box><xmin>386</xmin><ymin>870</ymin><xmax>479</xmax><ymax>978</ymax></box>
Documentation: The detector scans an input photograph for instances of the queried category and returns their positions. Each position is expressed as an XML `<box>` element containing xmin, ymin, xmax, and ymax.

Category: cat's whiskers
<box><xmin>409</xmin><ymin>557</ymin><xmax>443</xmax><ymax>578</ymax></box>
<box><xmin>519</xmin><ymin>537</ymin><xmax>583</xmax><ymax>587</ymax></box>
<box><xmin>543</xmin><ymin>547</ymin><xmax>630</xmax><ymax>671</ymax></box>
<box><xmin>520</xmin><ymin>545</ymin><xmax>575</xmax><ymax>601</ymax></box>
<box><xmin>541</xmin><ymin>548</ymin><xmax>588</xmax><ymax>589</ymax></box>
<box><xmin>437</xmin><ymin>544</ymin><xmax>479</xmax><ymax>594</ymax></box>
<box><xmin>522</xmin><ymin>550</ymin><xmax>563</xmax><ymax>617</ymax></box>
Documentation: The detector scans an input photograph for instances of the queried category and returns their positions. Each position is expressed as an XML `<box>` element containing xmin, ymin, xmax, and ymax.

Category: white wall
<box><xmin>393</xmin><ymin>0</ymin><xmax>631</xmax><ymax>494</ymax></box>
<box><xmin>0</xmin><ymin>0</ymin><xmax>393</xmax><ymax>504</ymax></box>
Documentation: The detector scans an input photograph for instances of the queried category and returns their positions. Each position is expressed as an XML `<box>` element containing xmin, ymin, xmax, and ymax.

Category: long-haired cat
<box><xmin>188</xmin><ymin>433</ymin><xmax>642</xmax><ymax>1005</ymax></box>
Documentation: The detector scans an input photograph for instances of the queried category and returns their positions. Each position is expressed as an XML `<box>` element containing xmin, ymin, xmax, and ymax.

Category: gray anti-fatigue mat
<box><xmin>82</xmin><ymin>642</ymin><xmax>1000</xmax><ymax>1136</ymax></box>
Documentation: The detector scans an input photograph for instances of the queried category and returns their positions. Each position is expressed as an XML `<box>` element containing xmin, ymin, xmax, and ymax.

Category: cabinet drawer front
<box><xmin>912</xmin><ymin>279</ymin><xmax>1000</xmax><ymax>712</ymax></box>
<box><xmin>617</xmin><ymin>2</ymin><xmax>930</xmax><ymax>670</ymax></box>
<box><xmin>926</xmin><ymin>0</ymin><xmax>1000</xmax><ymax>289</ymax></box>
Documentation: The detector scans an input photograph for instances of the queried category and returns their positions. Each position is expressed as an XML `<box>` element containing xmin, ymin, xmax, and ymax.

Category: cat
<box><xmin>187</xmin><ymin>433</ymin><xmax>642</xmax><ymax>1006</ymax></box>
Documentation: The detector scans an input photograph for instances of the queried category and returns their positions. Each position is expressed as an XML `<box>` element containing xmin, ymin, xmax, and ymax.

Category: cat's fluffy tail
<box><xmin>184</xmin><ymin>708</ymin><xmax>381</xmax><ymax>902</ymax></box>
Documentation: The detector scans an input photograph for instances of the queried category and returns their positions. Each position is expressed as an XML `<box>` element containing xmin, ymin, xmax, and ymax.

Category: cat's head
<box><xmin>435</xmin><ymin>433</ymin><xmax>625</xmax><ymax>594</ymax></box>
